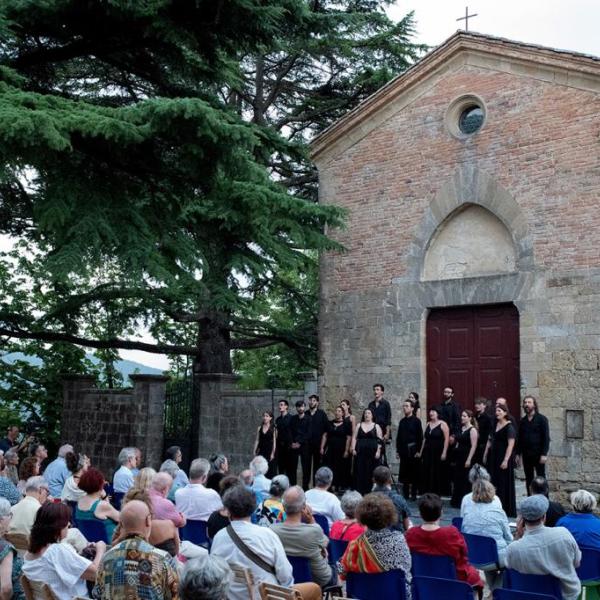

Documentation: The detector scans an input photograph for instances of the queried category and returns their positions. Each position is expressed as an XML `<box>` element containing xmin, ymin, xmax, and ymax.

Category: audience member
<box><xmin>132</xmin><ymin>448</ymin><xmax>143</xmax><ymax>476</ymax></box>
<box><xmin>17</xmin><ymin>457</ymin><xmax>39</xmax><ymax>496</ymax></box>
<box><xmin>340</xmin><ymin>493</ymin><xmax>411</xmax><ymax>598</ymax></box>
<box><xmin>273</xmin><ymin>486</ymin><xmax>335</xmax><ymax>588</ymax></box>
<box><xmin>180</xmin><ymin>555</ymin><xmax>231</xmax><ymax>600</ymax></box>
<box><xmin>206</xmin><ymin>454</ymin><xmax>229</xmax><ymax>492</ymax></box>
<box><xmin>30</xmin><ymin>444</ymin><xmax>48</xmax><ymax>470</ymax></box>
<box><xmin>94</xmin><ymin>499</ymin><xmax>179</xmax><ymax>599</ymax></box>
<box><xmin>507</xmin><ymin>494</ymin><xmax>581</xmax><ymax>600</ymax></box>
<box><xmin>460</xmin><ymin>464</ymin><xmax>502</xmax><ymax>517</ymax></box>
<box><xmin>8</xmin><ymin>476</ymin><xmax>50</xmax><ymax>536</ymax></box>
<box><xmin>4</xmin><ymin>449</ymin><xmax>19</xmax><ymax>486</ymax></box>
<box><xmin>530</xmin><ymin>476</ymin><xmax>566</xmax><ymax>527</ymax></box>
<box><xmin>557</xmin><ymin>489</ymin><xmax>600</xmax><ymax>549</ymax></box>
<box><xmin>207</xmin><ymin>476</ymin><xmax>241</xmax><ymax>539</ymax></box>
<box><xmin>160</xmin><ymin>459</ymin><xmax>187</xmax><ymax>502</ymax></box>
<box><xmin>211</xmin><ymin>485</ymin><xmax>320</xmax><ymax>600</ymax></box>
<box><xmin>0</xmin><ymin>497</ymin><xmax>24</xmax><ymax>599</ymax></box>
<box><xmin>113</xmin><ymin>447</ymin><xmax>138</xmax><ymax>494</ymax></box>
<box><xmin>371</xmin><ymin>465</ymin><xmax>410</xmax><ymax>532</ymax></box>
<box><xmin>330</xmin><ymin>491</ymin><xmax>366</xmax><ymax>542</ymax></box>
<box><xmin>249</xmin><ymin>455</ymin><xmax>271</xmax><ymax>496</ymax></box>
<box><xmin>149</xmin><ymin>472</ymin><xmax>186</xmax><ymax>528</ymax></box>
<box><xmin>23</xmin><ymin>502</ymin><xmax>106</xmax><ymax>600</ymax></box>
<box><xmin>61</xmin><ymin>452</ymin><xmax>89</xmax><ymax>502</ymax></box>
<box><xmin>305</xmin><ymin>466</ymin><xmax>344</xmax><ymax>526</ymax></box>
<box><xmin>239</xmin><ymin>468</ymin><xmax>266</xmax><ymax>504</ymax></box>
<box><xmin>132</xmin><ymin>466</ymin><xmax>156</xmax><ymax>492</ymax></box>
<box><xmin>43</xmin><ymin>444</ymin><xmax>73</xmax><ymax>497</ymax></box>
<box><xmin>405</xmin><ymin>493</ymin><xmax>483</xmax><ymax>589</ymax></box>
<box><xmin>76</xmin><ymin>468</ymin><xmax>120</xmax><ymax>541</ymax></box>
<box><xmin>0</xmin><ymin>455</ymin><xmax>21</xmax><ymax>505</ymax></box>
<box><xmin>175</xmin><ymin>458</ymin><xmax>223</xmax><ymax>521</ymax></box>
<box><xmin>255</xmin><ymin>474</ymin><xmax>289</xmax><ymax>526</ymax></box>
<box><xmin>0</xmin><ymin>426</ymin><xmax>26</xmax><ymax>454</ymax></box>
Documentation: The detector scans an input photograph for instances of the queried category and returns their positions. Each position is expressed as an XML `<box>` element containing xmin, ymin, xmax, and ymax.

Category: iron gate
<box><xmin>163</xmin><ymin>378</ymin><xmax>200</xmax><ymax>472</ymax></box>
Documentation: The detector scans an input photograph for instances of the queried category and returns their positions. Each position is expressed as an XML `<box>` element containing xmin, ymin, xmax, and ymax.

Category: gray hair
<box><xmin>0</xmin><ymin>498</ymin><xmax>10</xmax><ymax>518</ymax></box>
<box><xmin>468</xmin><ymin>464</ymin><xmax>491</xmax><ymax>484</ymax></box>
<box><xmin>269</xmin><ymin>475</ymin><xmax>290</xmax><ymax>497</ymax></box>
<box><xmin>181</xmin><ymin>555</ymin><xmax>232</xmax><ymax>600</ymax></box>
<box><xmin>571</xmin><ymin>489</ymin><xmax>597</xmax><ymax>513</ymax></box>
<box><xmin>4</xmin><ymin>449</ymin><xmax>18</xmax><ymax>461</ymax></box>
<box><xmin>159</xmin><ymin>459</ymin><xmax>180</xmax><ymax>479</ymax></box>
<box><xmin>58</xmin><ymin>444</ymin><xmax>74</xmax><ymax>458</ymax></box>
<box><xmin>152</xmin><ymin>472</ymin><xmax>173</xmax><ymax>492</ymax></box>
<box><xmin>315</xmin><ymin>466</ymin><xmax>333</xmax><ymax>488</ymax></box>
<box><xmin>250</xmin><ymin>455</ymin><xmax>269</xmax><ymax>476</ymax></box>
<box><xmin>282</xmin><ymin>485</ymin><xmax>306</xmax><ymax>516</ymax></box>
<box><xmin>210</xmin><ymin>454</ymin><xmax>228</xmax><ymax>472</ymax></box>
<box><xmin>340</xmin><ymin>490</ymin><xmax>363</xmax><ymax>518</ymax></box>
<box><xmin>118</xmin><ymin>447</ymin><xmax>137</xmax><ymax>466</ymax></box>
<box><xmin>25</xmin><ymin>476</ymin><xmax>47</xmax><ymax>493</ymax></box>
<box><xmin>223</xmin><ymin>485</ymin><xmax>256</xmax><ymax>519</ymax></box>
<box><xmin>189</xmin><ymin>458</ymin><xmax>210</xmax><ymax>481</ymax></box>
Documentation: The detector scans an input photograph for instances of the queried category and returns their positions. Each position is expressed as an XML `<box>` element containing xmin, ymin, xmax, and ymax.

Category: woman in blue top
<box><xmin>76</xmin><ymin>467</ymin><xmax>120</xmax><ymax>541</ymax></box>
<box><xmin>557</xmin><ymin>489</ymin><xmax>600</xmax><ymax>549</ymax></box>
<box><xmin>0</xmin><ymin>497</ymin><xmax>24</xmax><ymax>599</ymax></box>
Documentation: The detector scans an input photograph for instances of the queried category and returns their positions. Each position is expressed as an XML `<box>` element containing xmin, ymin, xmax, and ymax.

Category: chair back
<box><xmin>5</xmin><ymin>532</ymin><xmax>30</xmax><ymax>552</ymax></box>
<box><xmin>493</xmin><ymin>589</ymin><xmax>559</xmax><ymax>600</ymax></box>
<box><xmin>452</xmin><ymin>517</ymin><xmax>463</xmax><ymax>531</ymax></box>
<box><xmin>65</xmin><ymin>500</ymin><xmax>78</xmax><ymax>527</ymax></box>
<box><xmin>111</xmin><ymin>491</ymin><xmax>125</xmax><ymax>510</ymax></box>
<box><xmin>411</xmin><ymin>552</ymin><xmax>457</xmax><ymax>579</ymax></box>
<box><xmin>230</xmin><ymin>563</ymin><xmax>255</xmax><ymax>600</ymax></box>
<box><xmin>287</xmin><ymin>555</ymin><xmax>312</xmax><ymax>583</ymax></box>
<box><xmin>413</xmin><ymin>575</ymin><xmax>473</xmax><ymax>600</ymax></box>
<box><xmin>20</xmin><ymin>574</ymin><xmax>59</xmax><ymax>600</ymax></box>
<box><xmin>462</xmin><ymin>532</ymin><xmax>500</xmax><ymax>569</ymax></box>
<box><xmin>346</xmin><ymin>569</ymin><xmax>407</xmax><ymax>600</ymax></box>
<box><xmin>503</xmin><ymin>569</ymin><xmax>563</xmax><ymax>599</ymax></box>
<box><xmin>258</xmin><ymin>582</ymin><xmax>301</xmax><ymax>600</ymax></box>
<box><xmin>181</xmin><ymin>519</ymin><xmax>210</xmax><ymax>546</ymax></box>
<box><xmin>577</xmin><ymin>545</ymin><xmax>600</xmax><ymax>582</ymax></box>
<box><xmin>329</xmin><ymin>538</ymin><xmax>349</xmax><ymax>563</ymax></box>
<box><xmin>77</xmin><ymin>518</ymin><xmax>109</xmax><ymax>543</ymax></box>
<box><xmin>313</xmin><ymin>513</ymin><xmax>330</xmax><ymax>537</ymax></box>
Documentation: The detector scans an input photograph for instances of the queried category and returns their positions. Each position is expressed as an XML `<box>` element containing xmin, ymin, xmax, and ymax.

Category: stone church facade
<box><xmin>311</xmin><ymin>32</ymin><xmax>600</xmax><ymax>495</ymax></box>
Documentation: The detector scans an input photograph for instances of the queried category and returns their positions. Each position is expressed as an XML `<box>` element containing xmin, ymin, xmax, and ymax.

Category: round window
<box><xmin>459</xmin><ymin>105</ymin><xmax>484</xmax><ymax>135</ymax></box>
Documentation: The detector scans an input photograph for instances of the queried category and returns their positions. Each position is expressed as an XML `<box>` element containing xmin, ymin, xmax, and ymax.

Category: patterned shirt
<box><xmin>0</xmin><ymin>476</ymin><xmax>21</xmax><ymax>505</ymax></box>
<box><xmin>93</xmin><ymin>535</ymin><xmax>179</xmax><ymax>600</ymax></box>
<box><xmin>0</xmin><ymin>539</ymin><xmax>24</xmax><ymax>599</ymax></box>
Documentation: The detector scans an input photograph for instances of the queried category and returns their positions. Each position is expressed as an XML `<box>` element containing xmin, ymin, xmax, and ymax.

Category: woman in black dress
<box><xmin>396</xmin><ymin>399</ymin><xmax>423</xmax><ymax>500</ymax></box>
<box><xmin>321</xmin><ymin>406</ymin><xmax>352</xmax><ymax>492</ymax></box>
<box><xmin>351</xmin><ymin>408</ymin><xmax>382</xmax><ymax>495</ymax></box>
<box><xmin>254</xmin><ymin>411</ymin><xmax>277</xmax><ymax>478</ymax></box>
<box><xmin>451</xmin><ymin>409</ymin><xmax>479</xmax><ymax>507</ymax></box>
<box><xmin>408</xmin><ymin>391</ymin><xmax>422</xmax><ymax>419</ymax></box>
<box><xmin>340</xmin><ymin>399</ymin><xmax>356</xmax><ymax>488</ymax></box>
<box><xmin>484</xmin><ymin>404</ymin><xmax>517</xmax><ymax>517</ymax></box>
<box><xmin>417</xmin><ymin>406</ymin><xmax>449</xmax><ymax>496</ymax></box>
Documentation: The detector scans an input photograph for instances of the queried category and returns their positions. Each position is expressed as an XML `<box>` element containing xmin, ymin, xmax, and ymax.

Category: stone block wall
<box><xmin>61</xmin><ymin>374</ymin><xmax>168</xmax><ymax>479</ymax></box>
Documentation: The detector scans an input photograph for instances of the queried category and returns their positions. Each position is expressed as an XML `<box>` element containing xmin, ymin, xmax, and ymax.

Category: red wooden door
<box><xmin>426</xmin><ymin>304</ymin><xmax>520</xmax><ymax>417</ymax></box>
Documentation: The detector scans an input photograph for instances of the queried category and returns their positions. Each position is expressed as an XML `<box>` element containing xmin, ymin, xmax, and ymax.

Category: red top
<box><xmin>330</xmin><ymin>520</ymin><xmax>366</xmax><ymax>541</ymax></box>
<box><xmin>405</xmin><ymin>525</ymin><xmax>483</xmax><ymax>587</ymax></box>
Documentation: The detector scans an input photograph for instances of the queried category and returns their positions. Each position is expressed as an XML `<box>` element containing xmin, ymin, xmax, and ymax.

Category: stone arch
<box><xmin>422</xmin><ymin>204</ymin><xmax>517</xmax><ymax>281</ymax></box>
<box><xmin>404</xmin><ymin>166</ymin><xmax>534</xmax><ymax>282</ymax></box>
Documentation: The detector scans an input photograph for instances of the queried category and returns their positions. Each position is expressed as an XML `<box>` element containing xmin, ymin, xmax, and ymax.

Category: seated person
<box><xmin>371</xmin><ymin>466</ymin><xmax>410</xmax><ymax>532</ymax></box>
<box><xmin>160</xmin><ymin>456</ymin><xmax>188</xmax><ymax>502</ymax></box>
<box><xmin>0</xmin><ymin>455</ymin><xmax>22</xmax><ymax>505</ymax></box>
<box><xmin>207</xmin><ymin>476</ymin><xmax>242</xmax><ymax>539</ymax></box>
<box><xmin>43</xmin><ymin>444</ymin><xmax>73</xmax><ymax>498</ymax></box>
<box><xmin>60</xmin><ymin>452</ymin><xmax>89</xmax><ymax>502</ymax></box>
<box><xmin>8</xmin><ymin>476</ymin><xmax>50</xmax><ymax>536</ymax></box>
<box><xmin>176</xmin><ymin>458</ymin><xmax>223</xmax><ymax>522</ymax></box>
<box><xmin>148</xmin><ymin>472</ymin><xmax>186</xmax><ymax>528</ymax></box>
<box><xmin>22</xmin><ymin>502</ymin><xmax>106</xmax><ymax>600</ymax></box>
<box><xmin>507</xmin><ymin>494</ymin><xmax>581</xmax><ymax>600</ymax></box>
<box><xmin>206</xmin><ymin>454</ymin><xmax>229</xmax><ymax>492</ymax></box>
<box><xmin>272</xmin><ymin>486</ymin><xmax>335</xmax><ymax>588</ymax></box>
<box><xmin>340</xmin><ymin>493</ymin><xmax>411</xmax><ymax>599</ymax></box>
<box><xmin>249</xmin><ymin>456</ymin><xmax>271</xmax><ymax>496</ymax></box>
<box><xmin>461</xmin><ymin>464</ymin><xmax>502</xmax><ymax>517</ymax></box>
<box><xmin>76</xmin><ymin>468</ymin><xmax>120</xmax><ymax>541</ymax></box>
<box><xmin>0</xmin><ymin>497</ymin><xmax>24</xmax><ymax>600</ymax></box>
<box><xmin>239</xmin><ymin>469</ymin><xmax>266</xmax><ymax>504</ymax></box>
<box><xmin>330</xmin><ymin>490</ymin><xmax>366</xmax><ymax>541</ymax></box>
<box><xmin>180</xmin><ymin>555</ymin><xmax>232</xmax><ymax>600</ymax></box>
<box><xmin>557</xmin><ymin>489</ymin><xmax>600</xmax><ymax>549</ymax></box>
<box><xmin>305</xmin><ymin>467</ymin><xmax>344</xmax><ymax>527</ymax></box>
<box><xmin>112</xmin><ymin>447</ymin><xmax>138</xmax><ymax>494</ymax></box>
<box><xmin>530</xmin><ymin>476</ymin><xmax>565</xmax><ymax>527</ymax></box>
<box><xmin>406</xmin><ymin>493</ymin><xmax>483</xmax><ymax>589</ymax></box>
<box><xmin>255</xmin><ymin>475</ymin><xmax>289</xmax><ymax>526</ymax></box>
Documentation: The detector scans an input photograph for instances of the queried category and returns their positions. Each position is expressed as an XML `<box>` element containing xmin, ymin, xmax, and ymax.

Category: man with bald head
<box><xmin>94</xmin><ymin>500</ymin><xmax>179</xmax><ymax>599</ymax></box>
<box><xmin>149</xmin><ymin>471</ymin><xmax>186</xmax><ymax>528</ymax></box>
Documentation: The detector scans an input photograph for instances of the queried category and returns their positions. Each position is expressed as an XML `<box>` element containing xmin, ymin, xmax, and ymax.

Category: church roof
<box><xmin>310</xmin><ymin>31</ymin><xmax>600</xmax><ymax>164</ymax></box>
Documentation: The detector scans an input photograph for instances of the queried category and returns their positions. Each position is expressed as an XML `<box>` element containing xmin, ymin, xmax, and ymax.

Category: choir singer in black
<box><xmin>396</xmin><ymin>398</ymin><xmax>423</xmax><ymax>500</ymax></box>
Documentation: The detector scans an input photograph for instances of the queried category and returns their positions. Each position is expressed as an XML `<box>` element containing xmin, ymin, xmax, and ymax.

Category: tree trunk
<box><xmin>192</xmin><ymin>310</ymin><xmax>232</xmax><ymax>374</ymax></box>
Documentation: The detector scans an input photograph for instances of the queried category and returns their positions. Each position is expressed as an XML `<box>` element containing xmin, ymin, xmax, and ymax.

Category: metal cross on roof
<box><xmin>456</xmin><ymin>6</ymin><xmax>478</xmax><ymax>32</ymax></box>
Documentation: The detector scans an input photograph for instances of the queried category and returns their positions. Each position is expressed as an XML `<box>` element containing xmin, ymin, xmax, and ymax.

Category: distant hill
<box><xmin>1</xmin><ymin>352</ymin><xmax>164</xmax><ymax>384</ymax></box>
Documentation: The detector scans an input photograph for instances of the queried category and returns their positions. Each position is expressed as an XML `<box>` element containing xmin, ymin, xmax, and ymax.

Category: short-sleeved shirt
<box><xmin>43</xmin><ymin>457</ymin><xmax>70</xmax><ymax>497</ymax></box>
<box><xmin>175</xmin><ymin>483</ymin><xmax>223</xmax><ymax>521</ymax></box>
<box><xmin>0</xmin><ymin>476</ymin><xmax>21</xmax><ymax>505</ymax></box>
<box><xmin>0</xmin><ymin>539</ymin><xmax>24</xmax><ymax>599</ymax></box>
<box><xmin>305</xmin><ymin>488</ymin><xmax>345</xmax><ymax>526</ymax></box>
<box><xmin>22</xmin><ymin>542</ymin><xmax>91</xmax><ymax>600</ymax></box>
<box><xmin>113</xmin><ymin>466</ymin><xmax>134</xmax><ymax>493</ymax></box>
<box><xmin>148</xmin><ymin>489</ymin><xmax>185</xmax><ymax>527</ymax></box>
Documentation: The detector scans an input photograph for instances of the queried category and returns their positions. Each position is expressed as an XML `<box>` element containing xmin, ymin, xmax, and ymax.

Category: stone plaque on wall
<box><xmin>566</xmin><ymin>409</ymin><xmax>584</xmax><ymax>439</ymax></box>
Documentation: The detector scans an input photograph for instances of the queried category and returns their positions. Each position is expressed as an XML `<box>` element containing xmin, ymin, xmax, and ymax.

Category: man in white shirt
<box><xmin>211</xmin><ymin>485</ymin><xmax>320</xmax><ymax>600</ymax></box>
<box><xmin>9</xmin><ymin>476</ymin><xmax>49</xmax><ymax>535</ymax></box>
<box><xmin>175</xmin><ymin>458</ymin><xmax>222</xmax><ymax>521</ymax></box>
<box><xmin>305</xmin><ymin>466</ymin><xmax>344</xmax><ymax>526</ymax></box>
<box><xmin>113</xmin><ymin>447</ymin><xmax>138</xmax><ymax>493</ymax></box>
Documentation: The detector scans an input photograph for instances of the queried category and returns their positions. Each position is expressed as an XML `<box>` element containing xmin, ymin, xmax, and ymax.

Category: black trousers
<box><xmin>290</xmin><ymin>444</ymin><xmax>312</xmax><ymax>489</ymax></box>
<box><xmin>277</xmin><ymin>445</ymin><xmax>291</xmax><ymax>477</ymax></box>
<box><xmin>523</xmin><ymin>454</ymin><xmax>546</xmax><ymax>494</ymax></box>
<box><xmin>309</xmin><ymin>443</ymin><xmax>322</xmax><ymax>486</ymax></box>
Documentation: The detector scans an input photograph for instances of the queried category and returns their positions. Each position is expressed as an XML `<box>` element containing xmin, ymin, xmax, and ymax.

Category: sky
<box><xmin>4</xmin><ymin>1</ymin><xmax>600</xmax><ymax>372</ymax></box>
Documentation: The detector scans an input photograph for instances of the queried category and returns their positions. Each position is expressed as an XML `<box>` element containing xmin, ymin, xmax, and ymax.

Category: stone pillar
<box><xmin>194</xmin><ymin>373</ymin><xmax>240</xmax><ymax>460</ymax></box>
<box><xmin>130</xmin><ymin>375</ymin><xmax>170</xmax><ymax>469</ymax></box>
<box><xmin>61</xmin><ymin>374</ymin><xmax>97</xmax><ymax>445</ymax></box>
<box><xmin>298</xmin><ymin>370</ymin><xmax>318</xmax><ymax>398</ymax></box>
